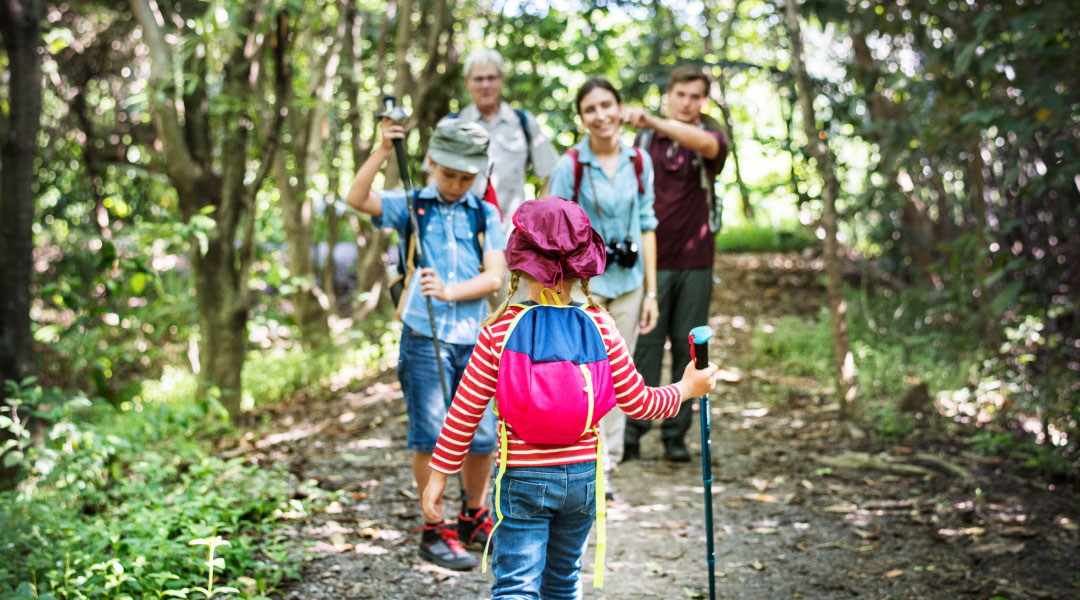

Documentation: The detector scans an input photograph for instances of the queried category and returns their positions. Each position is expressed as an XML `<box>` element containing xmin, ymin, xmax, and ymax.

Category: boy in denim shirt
<box><xmin>346</xmin><ymin>118</ymin><xmax>506</xmax><ymax>570</ymax></box>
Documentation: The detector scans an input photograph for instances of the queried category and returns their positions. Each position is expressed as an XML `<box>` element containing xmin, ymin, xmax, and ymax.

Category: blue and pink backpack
<box><xmin>482</xmin><ymin>289</ymin><xmax>616</xmax><ymax>587</ymax></box>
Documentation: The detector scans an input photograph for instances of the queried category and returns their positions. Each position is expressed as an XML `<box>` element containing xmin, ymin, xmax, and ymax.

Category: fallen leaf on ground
<box><xmin>746</xmin><ymin>493</ymin><xmax>779</xmax><ymax>503</ymax></box>
<box><xmin>1058</xmin><ymin>517</ymin><xmax>1078</xmax><ymax>532</ymax></box>
<box><xmin>821</xmin><ymin>503</ymin><xmax>857</xmax><ymax>513</ymax></box>
<box><xmin>853</xmin><ymin>528</ymin><xmax>879</xmax><ymax>540</ymax></box>
<box><xmin>885</xmin><ymin>569</ymin><xmax>903</xmax><ymax>578</ymax></box>
<box><xmin>398</xmin><ymin>488</ymin><xmax>418</xmax><ymax>500</ymax></box>
<box><xmin>971</xmin><ymin>540</ymin><xmax>1025</xmax><ymax>556</ymax></box>
<box><xmin>749</xmin><ymin>560</ymin><xmax>765</xmax><ymax>571</ymax></box>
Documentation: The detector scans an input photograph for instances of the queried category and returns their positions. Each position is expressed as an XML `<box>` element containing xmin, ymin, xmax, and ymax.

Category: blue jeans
<box><xmin>491</xmin><ymin>461</ymin><xmax>597</xmax><ymax>600</ymax></box>
<box><xmin>398</xmin><ymin>326</ymin><xmax>497</xmax><ymax>453</ymax></box>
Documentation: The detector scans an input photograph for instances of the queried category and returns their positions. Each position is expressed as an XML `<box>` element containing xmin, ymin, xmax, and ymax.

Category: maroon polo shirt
<box><xmin>647</xmin><ymin>126</ymin><xmax>728</xmax><ymax>270</ymax></box>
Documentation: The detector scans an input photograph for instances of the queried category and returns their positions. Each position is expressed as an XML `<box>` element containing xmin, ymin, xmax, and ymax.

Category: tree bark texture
<box><xmin>783</xmin><ymin>0</ymin><xmax>856</xmax><ymax>417</ymax></box>
<box><xmin>0</xmin><ymin>0</ymin><xmax>44</xmax><ymax>488</ymax></box>
<box><xmin>129</xmin><ymin>0</ymin><xmax>287</xmax><ymax>417</ymax></box>
<box><xmin>0</xmin><ymin>0</ymin><xmax>43</xmax><ymax>388</ymax></box>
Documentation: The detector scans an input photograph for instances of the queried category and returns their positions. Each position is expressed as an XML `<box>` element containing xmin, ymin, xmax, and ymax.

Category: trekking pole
<box><xmin>689</xmin><ymin>325</ymin><xmax>716</xmax><ymax>600</ymax></box>
<box><xmin>379</xmin><ymin>95</ymin><xmax>450</xmax><ymax>405</ymax></box>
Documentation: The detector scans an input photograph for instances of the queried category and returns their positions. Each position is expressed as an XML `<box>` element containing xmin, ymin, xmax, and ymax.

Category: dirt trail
<box><xmin>237</xmin><ymin>253</ymin><xmax>1079</xmax><ymax>600</ymax></box>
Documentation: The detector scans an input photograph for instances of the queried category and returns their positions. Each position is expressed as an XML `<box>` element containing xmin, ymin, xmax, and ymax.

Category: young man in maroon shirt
<box><xmin>621</xmin><ymin>66</ymin><xmax>729</xmax><ymax>461</ymax></box>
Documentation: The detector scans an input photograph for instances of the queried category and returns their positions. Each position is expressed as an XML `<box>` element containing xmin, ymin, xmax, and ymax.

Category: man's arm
<box><xmin>344</xmin><ymin>119</ymin><xmax>403</xmax><ymax>216</ymax></box>
<box><xmin>622</xmin><ymin>107</ymin><xmax>721</xmax><ymax>159</ymax></box>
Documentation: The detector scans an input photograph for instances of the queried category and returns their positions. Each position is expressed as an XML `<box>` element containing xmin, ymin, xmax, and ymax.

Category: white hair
<box><xmin>464</xmin><ymin>48</ymin><xmax>504</xmax><ymax>78</ymax></box>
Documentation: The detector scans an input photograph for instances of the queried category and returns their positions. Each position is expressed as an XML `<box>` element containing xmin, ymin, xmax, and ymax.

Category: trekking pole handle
<box><xmin>689</xmin><ymin>326</ymin><xmax>714</xmax><ymax>370</ymax></box>
<box><xmin>381</xmin><ymin>95</ymin><xmax>414</xmax><ymax>192</ymax></box>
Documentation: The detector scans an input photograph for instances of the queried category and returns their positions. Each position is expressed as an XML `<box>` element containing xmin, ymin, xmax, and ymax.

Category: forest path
<box><xmin>237</xmin><ymin>253</ymin><xmax>1078</xmax><ymax>600</ymax></box>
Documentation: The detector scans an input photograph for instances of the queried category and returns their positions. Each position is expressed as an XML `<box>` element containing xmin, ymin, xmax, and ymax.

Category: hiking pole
<box><xmin>378</xmin><ymin>95</ymin><xmax>450</xmax><ymax>405</ymax></box>
<box><xmin>689</xmin><ymin>325</ymin><xmax>716</xmax><ymax>600</ymax></box>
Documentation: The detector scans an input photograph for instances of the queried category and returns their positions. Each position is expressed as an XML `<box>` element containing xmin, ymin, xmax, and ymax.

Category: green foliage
<box><xmin>751</xmin><ymin>315</ymin><xmax>832</xmax><ymax>379</ymax></box>
<box><xmin>0</xmin><ymin>324</ymin><xmax>390</xmax><ymax>597</ymax></box>
<box><xmin>0</xmin><ymin>445</ymin><xmax>304</xmax><ymax>599</ymax></box>
<box><xmin>866</xmin><ymin>402</ymin><xmax>915</xmax><ymax>443</ymax></box>
<box><xmin>751</xmin><ymin>285</ymin><xmax>981</xmax><ymax>407</ymax></box>
<box><xmin>716</xmin><ymin>223</ymin><xmax>817</xmax><ymax>254</ymax></box>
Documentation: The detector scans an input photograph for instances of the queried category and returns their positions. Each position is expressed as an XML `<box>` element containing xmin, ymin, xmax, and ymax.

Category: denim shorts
<box><xmin>491</xmin><ymin>461</ymin><xmax>597</xmax><ymax>599</ymax></box>
<box><xmin>398</xmin><ymin>326</ymin><xmax>497</xmax><ymax>454</ymax></box>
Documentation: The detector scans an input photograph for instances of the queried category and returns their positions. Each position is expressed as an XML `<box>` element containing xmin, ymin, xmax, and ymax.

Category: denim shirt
<box><xmin>373</xmin><ymin>185</ymin><xmax>505</xmax><ymax>345</ymax></box>
<box><xmin>548</xmin><ymin>136</ymin><xmax>657</xmax><ymax>299</ymax></box>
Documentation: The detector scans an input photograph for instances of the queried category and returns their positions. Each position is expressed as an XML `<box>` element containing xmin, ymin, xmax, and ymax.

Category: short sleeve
<box><xmin>706</xmin><ymin>128</ymin><xmax>728</xmax><ymax>174</ymax></box>
<box><xmin>482</xmin><ymin>201</ymin><xmax>507</xmax><ymax>251</ymax></box>
<box><xmin>371</xmin><ymin>189</ymin><xmax>409</xmax><ymax>233</ymax></box>
<box><xmin>525</xmin><ymin>111</ymin><xmax>560</xmax><ymax>180</ymax></box>
<box><xmin>637</xmin><ymin>151</ymin><xmax>658</xmax><ymax>232</ymax></box>
<box><xmin>547</xmin><ymin>154</ymin><xmax>576</xmax><ymax>201</ymax></box>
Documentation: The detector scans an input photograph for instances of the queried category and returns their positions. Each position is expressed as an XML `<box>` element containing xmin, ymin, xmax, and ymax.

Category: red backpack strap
<box><xmin>483</xmin><ymin>162</ymin><xmax>501</xmax><ymax>217</ymax></box>
<box><xmin>630</xmin><ymin>146</ymin><xmax>645</xmax><ymax>195</ymax></box>
<box><xmin>568</xmin><ymin>148</ymin><xmax>583</xmax><ymax>204</ymax></box>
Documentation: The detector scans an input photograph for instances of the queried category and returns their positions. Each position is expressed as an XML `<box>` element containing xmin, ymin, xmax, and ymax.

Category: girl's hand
<box><xmin>678</xmin><ymin>360</ymin><xmax>720</xmax><ymax>399</ymax></box>
<box><xmin>639</xmin><ymin>295</ymin><xmax>659</xmax><ymax>335</ymax></box>
<box><xmin>379</xmin><ymin>118</ymin><xmax>406</xmax><ymax>151</ymax></box>
<box><xmin>421</xmin><ymin>471</ymin><xmax>448</xmax><ymax>523</ymax></box>
<box><xmin>419</xmin><ymin>268</ymin><xmax>453</xmax><ymax>301</ymax></box>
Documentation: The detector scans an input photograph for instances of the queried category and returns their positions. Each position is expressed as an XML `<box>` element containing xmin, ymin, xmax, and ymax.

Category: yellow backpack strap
<box><xmin>483</xmin><ymin>418</ymin><xmax>510</xmax><ymax>573</ymax></box>
<box><xmin>496</xmin><ymin>304</ymin><xmax>534</xmax><ymax>360</ymax></box>
<box><xmin>593</xmin><ymin>425</ymin><xmax>606</xmax><ymax>588</ymax></box>
<box><xmin>539</xmin><ymin>287</ymin><xmax>563</xmax><ymax>306</ymax></box>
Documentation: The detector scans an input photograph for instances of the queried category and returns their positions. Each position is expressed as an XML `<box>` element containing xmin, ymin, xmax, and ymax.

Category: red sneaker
<box><xmin>418</xmin><ymin>522</ymin><xmax>476</xmax><ymax>570</ymax></box>
<box><xmin>456</xmin><ymin>506</ymin><xmax>494</xmax><ymax>549</ymax></box>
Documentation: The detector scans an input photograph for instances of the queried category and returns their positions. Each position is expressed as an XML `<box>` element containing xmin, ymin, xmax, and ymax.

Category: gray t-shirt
<box><xmin>434</xmin><ymin>102</ymin><xmax>558</xmax><ymax>238</ymax></box>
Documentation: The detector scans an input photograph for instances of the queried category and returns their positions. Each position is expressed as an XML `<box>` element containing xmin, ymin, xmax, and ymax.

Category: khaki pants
<box><xmin>592</xmin><ymin>286</ymin><xmax>644</xmax><ymax>472</ymax></box>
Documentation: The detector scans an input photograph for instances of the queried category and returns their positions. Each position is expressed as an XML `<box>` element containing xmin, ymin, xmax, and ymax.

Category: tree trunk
<box><xmin>0</xmin><ymin>0</ymin><xmax>44</xmax><ymax>488</ymax></box>
<box><xmin>276</xmin><ymin>153</ymin><xmax>330</xmax><ymax>343</ymax></box>
<box><xmin>191</xmin><ymin>240</ymin><xmax>246</xmax><ymax>414</ymax></box>
<box><xmin>130</xmin><ymin>0</ymin><xmax>287</xmax><ymax>418</ymax></box>
<box><xmin>708</xmin><ymin>0</ymin><xmax>753</xmax><ymax>221</ymax></box>
<box><xmin>0</xmin><ymin>0</ymin><xmax>43</xmax><ymax>388</ymax></box>
<box><xmin>783</xmin><ymin>0</ymin><xmax>856</xmax><ymax>418</ymax></box>
<box><xmin>350</xmin><ymin>5</ymin><xmax>392</xmax><ymax>315</ymax></box>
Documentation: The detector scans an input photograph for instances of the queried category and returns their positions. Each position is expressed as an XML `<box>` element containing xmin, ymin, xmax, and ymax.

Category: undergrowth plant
<box><xmin>0</xmin><ymin>326</ymin><xmax>388</xmax><ymax>598</ymax></box>
<box><xmin>749</xmin><ymin>284</ymin><xmax>1077</xmax><ymax>476</ymax></box>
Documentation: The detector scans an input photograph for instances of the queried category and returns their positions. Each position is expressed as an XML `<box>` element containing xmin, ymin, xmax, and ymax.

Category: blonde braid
<box><xmin>580</xmin><ymin>279</ymin><xmax>608</xmax><ymax>314</ymax></box>
<box><xmin>482</xmin><ymin>271</ymin><xmax>521</xmax><ymax>327</ymax></box>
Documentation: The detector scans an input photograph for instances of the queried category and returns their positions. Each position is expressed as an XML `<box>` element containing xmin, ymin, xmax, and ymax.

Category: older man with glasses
<box><xmin>434</xmin><ymin>48</ymin><xmax>559</xmax><ymax>236</ymax></box>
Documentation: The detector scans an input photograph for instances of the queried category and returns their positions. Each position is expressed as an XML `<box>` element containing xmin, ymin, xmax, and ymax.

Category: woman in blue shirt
<box><xmin>548</xmin><ymin>77</ymin><xmax>659</xmax><ymax>498</ymax></box>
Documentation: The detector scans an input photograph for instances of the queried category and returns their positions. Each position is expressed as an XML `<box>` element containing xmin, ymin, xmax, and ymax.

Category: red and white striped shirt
<box><xmin>429</xmin><ymin>305</ymin><xmax>684</xmax><ymax>475</ymax></box>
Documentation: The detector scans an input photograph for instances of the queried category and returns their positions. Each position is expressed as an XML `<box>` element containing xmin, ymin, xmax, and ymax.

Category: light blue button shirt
<box><xmin>548</xmin><ymin>136</ymin><xmax>657</xmax><ymax>299</ymax></box>
<box><xmin>373</xmin><ymin>185</ymin><xmax>505</xmax><ymax>345</ymax></box>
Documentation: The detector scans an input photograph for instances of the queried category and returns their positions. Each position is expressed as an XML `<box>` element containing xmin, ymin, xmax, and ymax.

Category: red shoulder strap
<box><xmin>568</xmin><ymin>148</ymin><xmax>583</xmax><ymax>204</ymax></box>
<box><xmin>630</xmin><ymin>147</ymin><xmax>644</xmax><ymax>195</ymax></box>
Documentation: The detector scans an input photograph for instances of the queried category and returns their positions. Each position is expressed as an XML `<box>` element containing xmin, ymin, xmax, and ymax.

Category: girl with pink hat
<box><xmin>421</xmin><ymin>197</ymin><xmax>718</xmax><ymax>599</ymax></box>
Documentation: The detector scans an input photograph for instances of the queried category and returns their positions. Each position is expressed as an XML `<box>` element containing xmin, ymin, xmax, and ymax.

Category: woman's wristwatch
<box><xmin>645</xmin><ymin>291</ymin><xmax>658</xmax><ymax>300</ymax></box>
